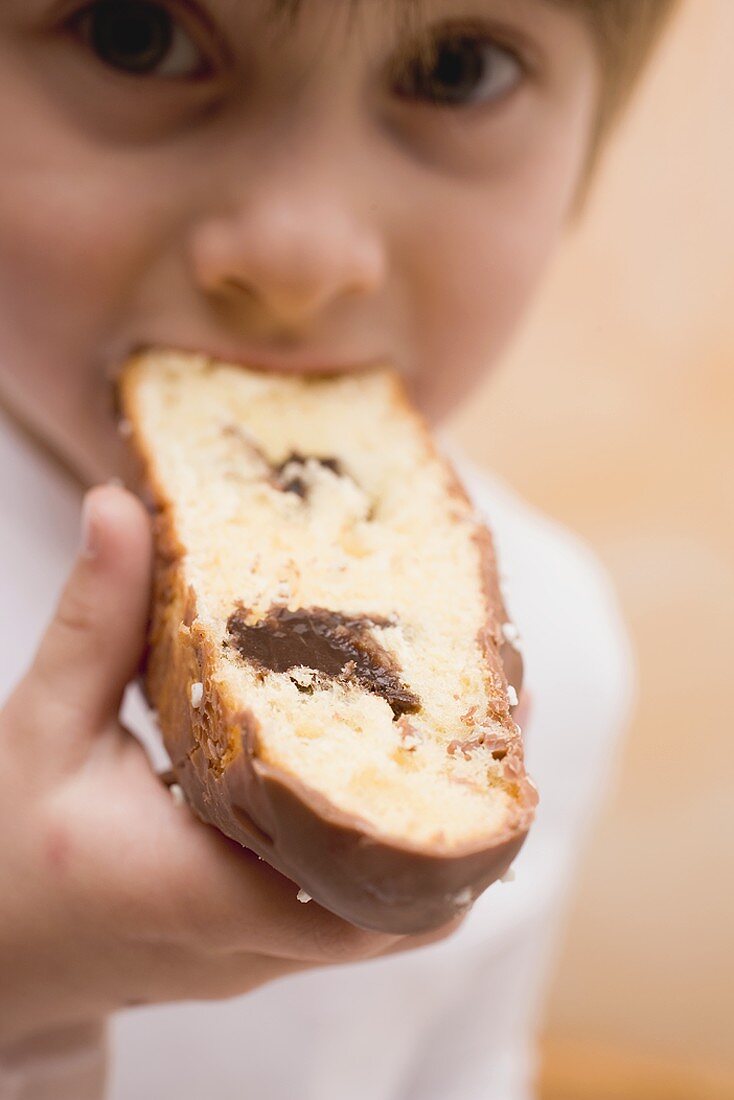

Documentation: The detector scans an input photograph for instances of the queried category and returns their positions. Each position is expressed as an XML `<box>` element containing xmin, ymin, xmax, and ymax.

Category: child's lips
<box><xmin>141</xmin><ymin>340</ymin><xmax>389</xmax><ymax>375</ymax></box>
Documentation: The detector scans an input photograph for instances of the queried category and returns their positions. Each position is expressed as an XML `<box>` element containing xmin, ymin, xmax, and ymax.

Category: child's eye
<box><xmin>72</xmin><ymin>0</ymin><xmax>207</xmax><ymax>79</ymax></box>
<box><xmin>393</xmin><ymin>32</ymin><xmax>522</xmax><ymax>108</ymax></box>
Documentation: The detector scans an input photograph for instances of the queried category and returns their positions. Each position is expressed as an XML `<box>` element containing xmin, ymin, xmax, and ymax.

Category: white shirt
<box><xmin>0</xmin><ymin>409</ymin><xmax>633</xmax><ymax>1100</ymax></box>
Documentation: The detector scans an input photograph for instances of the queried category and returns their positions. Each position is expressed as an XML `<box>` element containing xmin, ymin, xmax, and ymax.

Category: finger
<box><xmin>153</xmin><ymin>801</ymin><xmax>402</xmax><ymax>963</ymax></box>
<box><xmin>180</xmin><ymin>826</ymin><xmax>403</xmax><ymax>966</ymax></box>
<box><xmin>16</xmin><ymin>485</ymin><xmax>152</xmax><ymax>747</ymax></box>
<box><xmin>119</xmin><ymin>948</ymin><xmax>318</xmax><ymax>1008</ymax></box>
<box><xmin>67</xmin><ymin>737</ymin><xmax>399</xmax><ymax>969</ymax></box>
<box><xmin>378</xmin><ymin>912</ymin><xmax>467</xmax><ymax>956</ymax></box>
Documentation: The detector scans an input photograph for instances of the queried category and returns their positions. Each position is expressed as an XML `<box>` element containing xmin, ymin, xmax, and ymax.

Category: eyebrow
<box><xmin>221</xmin><ymin>0</ymin><xmax>578</xmax><ymax>40</ymax></box>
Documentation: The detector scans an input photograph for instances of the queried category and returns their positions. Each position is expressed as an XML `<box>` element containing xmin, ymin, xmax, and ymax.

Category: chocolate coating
<box><xmin>227</xmin><ymin>605</ymin><xmax>420</xmax><ymax>719</ymax></box>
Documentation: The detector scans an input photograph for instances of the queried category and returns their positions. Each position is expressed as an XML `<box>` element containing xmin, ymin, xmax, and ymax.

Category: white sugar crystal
<box><xmin>297</xmin><ymin>889</ymin><xmax>312</xmax><ymax>904</ymax></box>
<box><xmin>170</xmin><ymin>784</ymin><xmax>185</xmax><ymax>807</ymax></box>
<box><xmin>502</xmin><ymin>621</ymin><xmax>522</xmax><ymax>650</ymax></box>
<box><xmin>500</xmin><ymin>867</ymin><xmax>516</xmax><ymax>884</ymax></box>
<box><xmin>190</xmin><ymin>681</ymin><xmax>204</xmax><ymax>708</ymax></box>
<box><xmin>507</xmin><ymin>684</ymin><xmax>519</xmax><ymax>708</ymax></box>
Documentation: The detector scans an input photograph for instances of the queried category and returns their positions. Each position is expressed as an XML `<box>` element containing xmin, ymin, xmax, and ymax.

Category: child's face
<box><xmin>0</xmin><ymin>0</ymin><xmax>596</xmax><ymax>482</ymax></box>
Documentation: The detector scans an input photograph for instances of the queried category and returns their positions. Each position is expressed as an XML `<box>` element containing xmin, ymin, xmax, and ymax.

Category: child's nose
<box><xmin>190</xmin><ymin>195</ymin><xmax>386</xmax><ymax>330</ymax></box>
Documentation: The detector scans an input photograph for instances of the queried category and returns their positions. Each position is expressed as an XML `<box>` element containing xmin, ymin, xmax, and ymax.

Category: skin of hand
<box><xmin>0</xmin><ymin>484</ymin><xmax>463</xmax><ymax>1047</ymax></box>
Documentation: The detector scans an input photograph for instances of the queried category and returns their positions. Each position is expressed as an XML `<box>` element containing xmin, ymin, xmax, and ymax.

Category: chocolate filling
<box><xmin>272</xmin><ymin>452</ymin><xmax>345</xmax><ymax>498</ymax></box>
<box><xmin>227</xmin><ymin>606</ymin><xmax>420</xmax><ymax>718</ymax></box>
<box><xmin>221</xmin><ymin>427</ymin><xmax>347</xmax><ymax>500</ymax></box>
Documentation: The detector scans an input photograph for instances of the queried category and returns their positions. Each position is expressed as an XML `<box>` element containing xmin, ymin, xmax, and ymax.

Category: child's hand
<box><xmin>0</xmin><ymin>486</ymin><xmax>461</xmax><ymax>1046</ymax></box>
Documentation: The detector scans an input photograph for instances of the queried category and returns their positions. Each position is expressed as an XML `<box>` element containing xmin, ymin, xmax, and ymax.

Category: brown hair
<box><xmin>560</xmin><ymin>0</ymin><xmax>681</xmax><ymax>168</ymax></box>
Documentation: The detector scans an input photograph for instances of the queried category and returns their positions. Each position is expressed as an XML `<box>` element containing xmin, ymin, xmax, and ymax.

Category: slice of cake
<box><xmin>119</xmin><ymin>350</ymin><xmax>537</xmax><ymax>934</ymax></box>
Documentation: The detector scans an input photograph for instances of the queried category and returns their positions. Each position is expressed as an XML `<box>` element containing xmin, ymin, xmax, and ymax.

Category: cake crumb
<box><xmin>275</xmin><ymin>580</ymin><xmax>292</xmax><ymax>602</ymax></box>
<box><xmin>290</xmin><ymin>667</ymin><xmax>317</xmax><ymax>689</ymax></box>
<box><xmin>500</xmin><ymin>867</ymin><xmax>516</xmax><ymax>884</ymax></box>
<box><xmin>453</xmin><ymin>887</ymin><xmax>473</xmax><ymax>907</ymax></box>
<box><xmin>507</xmin><ymin>684</ymin><xmax>519</xmax><ymax>708</ymax></box>
<box><xmin>297</xmin><ymin>889</ymin><xmax>312</xmax><ymax>904</ymax></box>
<box><xmin>397</xmin><ymin>716</ymin><xmax>423</xmax><ymax>751</ymax></box>
<box><xmin>190</xmin><ymin>681</ymin><xmax>204</xmax><ymax>708</ymax></box>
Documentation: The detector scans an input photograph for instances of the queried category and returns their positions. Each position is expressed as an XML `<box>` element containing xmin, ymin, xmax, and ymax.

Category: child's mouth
<box><xmin>120</xmin><ymin>339</ymin><xmax>389</xmax><ymax>377</ymax></box>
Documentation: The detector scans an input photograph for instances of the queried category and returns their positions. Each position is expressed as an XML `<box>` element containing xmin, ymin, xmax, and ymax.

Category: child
<box><xmin>0</xmin><ymin>1</ymin><xmax>676</xmax><ymax>1097</ymax></box>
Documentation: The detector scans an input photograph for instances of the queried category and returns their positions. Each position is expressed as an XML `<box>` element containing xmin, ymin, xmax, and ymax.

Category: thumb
<box><xmin>18</xmin><ymin>484</ymin><xmax>153</xmax><ymax>748</ymax></box>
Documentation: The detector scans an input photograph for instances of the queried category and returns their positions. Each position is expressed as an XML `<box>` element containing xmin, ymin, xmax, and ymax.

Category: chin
<box><xmin>57</xmin><ymin>420</ymin><xmax>133</xmax><ymax>489</ymax></box>
<box><xmin>413</xmin><ymin>377</ymin><xmax>471</xmax><ymax>425</ymax></box>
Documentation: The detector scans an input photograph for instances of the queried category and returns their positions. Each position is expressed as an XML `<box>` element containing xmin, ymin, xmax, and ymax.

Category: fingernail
<box><xmin>80</xmin><ymin>493</ymin><xmax>99</xmax><ymax>560</ymax></box>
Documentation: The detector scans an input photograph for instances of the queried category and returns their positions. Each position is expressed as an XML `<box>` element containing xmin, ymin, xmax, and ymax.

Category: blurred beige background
<box><xmin>452</xmin><ymin>0</ymin><xmax>733</xmax><ymax>1095</ymax></box>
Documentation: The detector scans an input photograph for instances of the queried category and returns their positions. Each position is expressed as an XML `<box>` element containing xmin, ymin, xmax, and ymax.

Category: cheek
<box><xmin>405</xmin><ymin>189</ymin><xmax>560</xmax><ymax>416</ymax></box>
<box><xmin>0</xmin><ymin>119</ymin><xmax>190</xmax><ymax>477</ymax></box>
<box><xmin>0</xmin><ymin>142</ymin><xmax>191</xmax><ymax>478</ymax></box>
<box><xmin>0</xmin><ymin>166</ymin><xmax>161</xmax><ymax>367</ymax></box>
<box><xmin>407</xmin><ymin>135</ymin><xmax>591</xmax><ymax>416</ymax></box>
<box><xmin>0</xmin><ymin>56</ymin><xmax>193</xmax><ymax>384</ymax></box>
